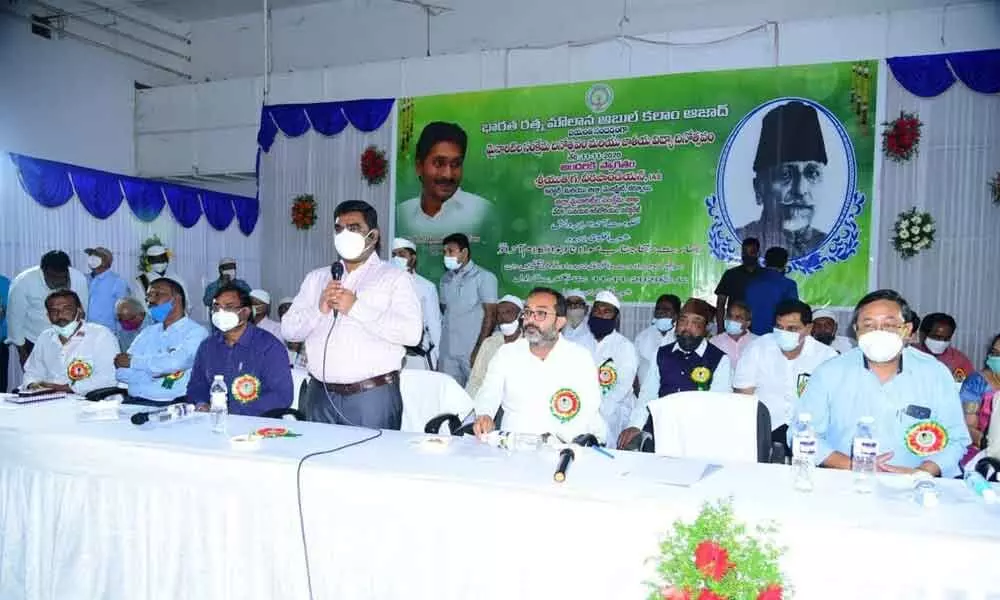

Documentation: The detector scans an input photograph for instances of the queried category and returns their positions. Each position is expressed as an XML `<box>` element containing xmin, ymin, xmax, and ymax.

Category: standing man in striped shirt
<box><xmin>281</xmin><ymin>200</ymin><xmax>422</xmax><ymax>429</ymax></box>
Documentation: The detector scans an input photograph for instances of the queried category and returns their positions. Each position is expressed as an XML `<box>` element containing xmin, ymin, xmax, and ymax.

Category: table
<box><xmin>1</xmin><ymin>399</ymin><xmax>999</xmax><ymax>600</ymax></box>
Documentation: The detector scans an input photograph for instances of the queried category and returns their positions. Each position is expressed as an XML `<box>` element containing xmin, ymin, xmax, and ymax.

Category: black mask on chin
<box><xmin>813</xmin><ymin>332</ymin><xmax>835</xmax><ymax>346</ymax></box>
<box><xmin>676</xmin><ymin>334</ymin><xmax>703</xmax><ymax>353</ymax></box>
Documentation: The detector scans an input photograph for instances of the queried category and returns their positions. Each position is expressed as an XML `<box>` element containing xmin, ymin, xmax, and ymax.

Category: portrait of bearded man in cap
<box><xmin>736</xmin><ymin>101</ymin><xmax>830</xmax><ymax>260</ymax></box>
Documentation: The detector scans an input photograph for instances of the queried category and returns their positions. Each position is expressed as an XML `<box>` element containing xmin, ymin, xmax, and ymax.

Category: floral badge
<box><xmin>231</xmin><ymin>374</ymin><xmax>261</xmax><ymax>404</ymax></box>
<box><xmin>550</xmin><ymin>388</ymin><xmax>581</xmax><ymax>423</ymax></box>
<box><xmin>598</xmin><ymin>361</ymin><xmax>618</xmax><ymax>395</ymax></box>
<box><xmin>690</xmin><ymin>367</ymin><xmax>712</xmax><ymax>391</ymax></box>
<box><xmin>905</xmin><ymin>421</ymin><xmax>949</xmax><ymax>457</ymax></box>
<box><xmin>66</xmin><ymin>359</ymin><xmax>93</xmax><ymax>382</ymax></box>
<box><xmin>161</xmin><ymin>370</ymin><xmax>185</xmax><ymax>389</ymax></box>
<box><xmin>952</xmin><ymin>368</ymin><xmax>967</xmax><ymax>383</ymax></box>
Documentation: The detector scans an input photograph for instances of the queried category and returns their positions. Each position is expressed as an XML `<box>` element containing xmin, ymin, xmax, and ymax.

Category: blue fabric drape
<box><xmin>69</xmin><ymin>166</ymin><xmax>124</xmax><ymax>220</ymax></box>
<box><xmin>163</xmin><ymin>185</ymin><xmax>202</xmax><ymax>228</ymax></box>
<box><xmin>9</xmin><ymin>154</ymin><xmax>74</xmax><ymax>207</ymax></box>
<box><xmin>888</xmin><ymin>49</ymin><xmax>1000</xmax><ymax>97</ymax></box>
<box><xmin>257</xmin><ymin>98</ymin><xmax>394</xmax><ymax>152</ymax></box>
<box><xmin>8</xmin><ymin>153</ymin><xmax>257</xmax><ymax>234</ymax></box>
<box><xmin>232</xmin><ymin>194</ymin><xmax>259</xmax><ymax>236</ymax></box>
<box><xmin>200</xmin><ymin>191</ymin><xmax>237</xmax><ymax>231</ymax></box>
<box><xmin>121</xmin><ymin>178</ymin><xmax>167</xmax><ymax>223</ymax></box>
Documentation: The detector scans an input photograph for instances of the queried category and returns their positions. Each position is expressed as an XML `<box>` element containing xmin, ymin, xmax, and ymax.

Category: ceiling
<box><xmin>121</xmin><ymin>0</ymin><xmax>342</xmax><ymax>21</ymax></box>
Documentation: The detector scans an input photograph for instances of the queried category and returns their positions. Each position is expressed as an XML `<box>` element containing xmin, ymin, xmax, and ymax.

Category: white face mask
<box><xmin>443</xmin><ymin>256</ymin><xmax>461</xmax><ymax>270</ymax></box>
<box><xmin>334</xmin><ymin>230</ymin><xmax>373</xmax><ymax>261</ymax></box>
<box><xmin>566</xmin><ymin>307</ymin><xmax>587</xmax><ymax>328</ymax></box>
<box><xmin>392</xmin><ymin>256</ymin><xmax>410</xmax><ymax>271</ymax></box>
<box><xmin>499</xmin><ymin>320</ymin><xmax>519</xmax><ymax>336</ymax></box>
<box><xmin>151</xmin><ymin>263</ymin><xmax>168</xmax><ymax>274</ymax></box>
<box><xmin>53</xmin><ymin>319</ymin><xmax>80</xmax><ymax>339</ymax></box>
<box><xmin>924</xmin><ymin>338</ymin><xmax>950</xmax><ymax>355</ymax></box>
<box><xmin>773</xmin><ymin>328</ymin><xmax>802</xmax><ymax>352</ymax></box>
<box><xmin>858</xmin><ymin>330</ymin><xmax>904</xmax><ymax>363</ymax></box>
<box><xmin>211</xmin><ymin>309</ymin><xmax>241</xmax><ymax>332</ymax></box>
<box><xmin>86</xmin><ymin>255</ymin><xmax>102</xmax><ymax>270</ymax></box>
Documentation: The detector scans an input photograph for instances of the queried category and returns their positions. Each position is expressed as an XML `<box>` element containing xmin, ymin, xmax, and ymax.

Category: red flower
<box><xmin>696</xmin><ymin>590</ymin><xmax>726</xmax><ymax>600</ymax></box>
<box><xmin>694</xmin><ymin>541</ymin><xmax>733</xmax><ymax>581</ymax></box>
<box><xmin>757</xmin><ymin>585</ymin><xmax>783</xmax><ymax>600</ymax></box>
<box><xmin>660</xmin><ymin>587</ymin><xmax>691</xmax><ymax>600</ymax></box>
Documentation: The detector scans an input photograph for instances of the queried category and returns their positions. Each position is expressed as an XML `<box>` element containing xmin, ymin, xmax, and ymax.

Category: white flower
<box><xmin>910</xmin><ymin>226</ymin><xmax>920</xmax><ymax>235</ymax></box>
<box><xmin>910</xmin><ymin>215</ymin><xmax>922</xmax><ymax>225</ymax></box>
<box><xmin>902</xmin><ymin>241</ymin><xmax>912</xmax><ymax>249</ymax></box>
<box><xmin>923</xmin><ymin>224</ymin><xmax>933</xmax><ymax>233</ymax></box>
<box><xmin>900</xmin><ymin>229</ymin><xmax>910</xmax><ymax>239</ymax></box>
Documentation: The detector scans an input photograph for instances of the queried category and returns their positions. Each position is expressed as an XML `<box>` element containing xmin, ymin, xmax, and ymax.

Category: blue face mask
<box><xmin>724</xmin><ymin>319</ymin><xmax>745</xmax><ymax>336</ymax></box>
<box><xmin>654</xmin><ymin>318</ymin><xmax>674</xmax><ymax>333</ymax></box>
<box><xmin>773</xmin><ymin>328</ymin><xmax>802</xmax><ymax>352</ymax></box>
<box><xmin>148</xmin><ymin>299</ymin><xmax>174</xmax><ymax>323</ymax></box>
<box><xmin>987</xmin><ymin>356</ymin><xmax>1000</xmax><ymax>373</ymax></box>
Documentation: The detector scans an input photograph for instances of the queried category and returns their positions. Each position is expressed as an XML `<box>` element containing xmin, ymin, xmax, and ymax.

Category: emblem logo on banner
<box><xmin>586</xmin><ymin>83</ymin><xmax>614</xmax><ymax>114</ymax></box>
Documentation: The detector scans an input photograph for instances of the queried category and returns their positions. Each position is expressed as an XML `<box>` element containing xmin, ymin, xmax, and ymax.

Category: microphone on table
<box><xmin>553</xmin><ymin>447</ymin><xmax>575</xmax><ymax>483</ymax></box>
<box><xmin>130</xmin><ymin>403</ymin><xmax>196</xmax><ymax>426</ymax></box>
<box><xmin>329</xmin><ymin>262</ymin><xmax>344</xmax><ymax>317</ymax></box>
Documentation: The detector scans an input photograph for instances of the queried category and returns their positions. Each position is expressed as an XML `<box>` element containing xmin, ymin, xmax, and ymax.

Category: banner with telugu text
<box><xmin>394</xmin><ymin>60</ymin><xmax>877</xmax><ymax>306</ymax></box>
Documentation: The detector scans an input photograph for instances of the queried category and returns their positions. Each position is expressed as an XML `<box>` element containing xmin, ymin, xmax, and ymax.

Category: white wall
<box><xmin>0</xmin><ymin>13</ymin><xmax>184</xmax><ymax>173</ymax></box>
<box><xmin>136</xmin><ymin>1</ymin><xmax>1000</xmax><ymax>177</ymax></box>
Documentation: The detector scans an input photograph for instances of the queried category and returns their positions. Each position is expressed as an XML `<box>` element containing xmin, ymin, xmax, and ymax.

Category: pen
<box><xmin>592</xmin><ymin>445</ymin><xmax>615</xmax><ymax>459</ymax></box>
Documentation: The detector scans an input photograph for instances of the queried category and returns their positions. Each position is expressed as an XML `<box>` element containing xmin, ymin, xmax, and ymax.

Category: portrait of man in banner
<box><xmin>736</xmin><ymin>101</ymin><xmax>833</xmax><ymax>259</ymax></box>
<box><xmin>397</xmin><ymin>121</ymin><xmax>493</xmax><ymax>242</ymax></box>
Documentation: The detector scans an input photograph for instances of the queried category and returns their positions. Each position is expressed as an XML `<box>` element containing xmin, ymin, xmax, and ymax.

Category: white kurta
<box><xmin>594</xmin><ymin>331</ymin><xmax>638</xmax><ymax>444</ymax></box>
<box><xmin>562</xmin><ymin>322</ymin><xmax>597</xmax><ymax>357</ymax></box>
<box><xmin>831</xmin><ymin>335</ymin><xmax>855</xmax><ymax>354</ymax></box>
<box><xmin>633</xmin><ymin>324</ymin><xmax>676</xmax><ymax>386</ymax></box>
<box><xmin>732</xmin><ymin>333</ymin><xmax>839</xmax><ymax>428</ymax></box>
<box><xmin>256</xmin><ymin>317</ymin><xmax>284</xmax><ymax>341</ymax></box>
<box><xmin>403</xmin><ymin>273</ymin><xmax>442</xmax><ymax>370</ymax></box>
<box><xmin>21</xmin><ymin>322</ymin><xmax>120</xmax><ymax>394</ymax></box>
<box><xmin>474</xmin><ymin>336</ymin><xmax>606</xmax><ymax>442</ymax></box>
<box><xmin>5</xmin><ymin>266</ymin><xmax>89</xmax><ymax>346</ymax></box>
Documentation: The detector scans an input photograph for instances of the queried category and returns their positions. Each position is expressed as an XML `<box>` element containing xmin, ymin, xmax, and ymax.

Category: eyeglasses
<box><xmin>856</xmin><ymin>320</ymin><xmax>905</xmax><ymax>335</ymax></box>
<box><xmin>522</xmin><ymin>309</ymin><xmax>553</xmax><ymax>322</ymax></box>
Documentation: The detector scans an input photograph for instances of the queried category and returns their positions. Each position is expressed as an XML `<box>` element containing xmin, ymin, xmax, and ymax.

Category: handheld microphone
<box><xmin>553</xmin><ymin>447</ymin><xmax>575</xmax><ymax>482</ymax></box>
<box><xmin>329</xmin><ymin>262</ymin><xmax>344</xmax><ymax>317</ymax></box>
<box><xmin>130</xmin><ymin>403</ymin><xmax>196</xmax><ymax>426</ymax></box>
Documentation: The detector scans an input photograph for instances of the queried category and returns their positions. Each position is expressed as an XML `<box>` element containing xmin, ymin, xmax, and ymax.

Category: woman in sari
<box><xmin>960</xmin><ymin>333</ymin><xmax>1000</xmax><ymax>468</ymax></box>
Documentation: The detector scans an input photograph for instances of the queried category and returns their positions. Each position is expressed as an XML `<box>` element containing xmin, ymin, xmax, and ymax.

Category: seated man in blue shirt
<box><xmin>792</xmin><ymin>289</ymin><xmax>970</xmax><ymax>477</ymax></box>
<box><xmin>188</xmin><ymin>284</ymin><xmax>293</xmax><ymax>416</ymax></box>
<box><xmin>115</xmin><ymin>278</ymin><xmax>209</xmax><ymax>406</ymax></box>
<box><xmin>745</xmin><ymin>246</ymin><xmax>798</xmax><ymax>335</ymax></box>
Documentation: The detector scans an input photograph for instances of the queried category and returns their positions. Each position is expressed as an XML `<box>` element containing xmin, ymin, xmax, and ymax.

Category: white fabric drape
<box><xmin>0</xmin><ymin>156</ymin><xmax>261</xmax><ymax>385</ymax></box>
<box><xmin>877</xmin><ymin>76</ymin><xmax>1000</xmax><ymax>365</ymax></box>
<box><xmin>257</xmin><ymin>123</ymin><xmax>393</xmax><ymax>305</ymax></box>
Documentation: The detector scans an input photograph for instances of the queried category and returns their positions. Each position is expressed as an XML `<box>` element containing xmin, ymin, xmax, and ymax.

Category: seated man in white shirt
<box><xmin>733</xmin><ymin>299</ymin><xmax>838</xmax><ymax>459</ymax></box>
<box><xmin>633</xmin><ymin>294</ymin><xmax>681</xmax><ymax>394</ymax></box>
<box><xmin>472</xmin><ymin>287</ymin><xmax>606</xmax><ymax>443</ymax></box>
<box><xmin>588</xmin><ymin>291</ymin><xmax>638</xmax><ymax>446</ymax></box>
<box><xmin>249</xmin><ymin>289</ymin><xmax>284</xmax><ymax>341</ymax></box>
<box><xmin>811</xmin><ymin>309</ymin><xmax>855</xmax><ymax>354</ymax></box>
<box><xmin>21</xmin><ymin>290</ymin><xmax>119</xmax><ymax>395</ymax></box>
<box><xmin>466</xmin><ymin>294</ymin><xmax>522</xmax><ymax>399</ymax></box>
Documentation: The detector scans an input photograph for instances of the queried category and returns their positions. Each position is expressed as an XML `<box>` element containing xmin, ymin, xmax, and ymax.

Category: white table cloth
<box><xmin>1</xmin><ymin>398</ymin><xmax>999</xmax><ymax>600</ymax></box>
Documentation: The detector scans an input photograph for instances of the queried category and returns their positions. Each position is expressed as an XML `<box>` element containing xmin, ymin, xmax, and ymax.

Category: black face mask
<box><xmin>676</xmin><ymin>334</ymin><xmax>703</xmax><ymax>352</ymax></box>
<box><xmin>588</xmin><ymin>315</ymin><xmax>616</xmax><ymax>340</ymax></box>
<box><xmin>813</xmin><ymin>332</ymin><xmax>835</xmax><ymax>346</ymax></box>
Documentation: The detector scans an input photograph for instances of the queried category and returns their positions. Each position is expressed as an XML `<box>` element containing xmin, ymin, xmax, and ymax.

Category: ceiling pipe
<box><xmin>28</xmin><ymin>0</ymin><xmax>190</xmax><ymax>62</ymax></box>
<box><xmin>0</xmin><ymin>8</ymin><xmax>191</xmax><ymax>79</ymax></box>
<box><xmin>77</xmin><ymin>0</ymin><xmax>190</xmax><ymax>44</ymax></box>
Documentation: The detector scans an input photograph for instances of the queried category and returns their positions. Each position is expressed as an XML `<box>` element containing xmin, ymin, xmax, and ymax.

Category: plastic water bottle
<box><xmin>209</xmin><ymin>375</ymin><xmax>228</xmax><ymax>434</ymax></box>
<box><xmin>791</xmin><ymin>413</ymin><xmax>817</xmax><ymax>492</ymax></box>
<box><xmin>964</xmin><ymin>470</ymin><xmax>998</xmax><ymax>504</ymax></box>
<box><xmin>852</xmin><ymin>416</ymin><xmax>878</xmax><ymax>493</ymax></box>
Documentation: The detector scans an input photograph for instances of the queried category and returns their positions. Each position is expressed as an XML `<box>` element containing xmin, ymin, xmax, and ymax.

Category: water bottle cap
<box><xmin>213</xmin><ymin>374</ymin><xmax>225</xmax><ymax>380</ymax></box>
<box><xmin>860</xmin><ymin>416</ymin><xmax>875</xmax><ymax>424</ymax></box>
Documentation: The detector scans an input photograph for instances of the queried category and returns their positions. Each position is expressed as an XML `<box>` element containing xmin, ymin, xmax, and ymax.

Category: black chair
<box><xmin>626</xmin><ymin>400</ymin><xmax>774</xmax><ymax>463</ymax></box>
<box><xmin>424</xmin><ymin>413</ymin><xmax>463</xmax><ymax>435</ymax></box>
<box><xmin>975</xmin><ymin>456</ymin><xmax>1000</xmax><ymax>482</ymax></box>
<box><xmin>452</xmin><ymin>406</ymin><xmax>504</xmax><ymax>437</ymax></box>
<box><xmin>260</xmin><ymin>407</ymin><xmax>307</xmax><ymax>421</ymax></box>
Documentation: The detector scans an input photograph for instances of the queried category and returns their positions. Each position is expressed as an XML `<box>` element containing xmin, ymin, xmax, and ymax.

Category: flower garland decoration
<box><xmin>648</xmin><ymin>499</ymin><xmax>786</xmax><ymax>600</ymax></box>
<box><xmin>360</xmin><ymin>146</ymin><xmax>388</xmax><ymax>185</ymax></box>
<box><xmin>290</xmin><ymin>194</ymin><xmax>317</xmax><ymax>230</ymax></box>
<box><xmin>881</xmin><ymin>111</ymin><xmax>922</xmax><ymax>162</ymax></box>
<box><xmin>255</xmin><ymin>426</ymin><xmax>301</xmax><ymax>438</ymax></box>
<box><xmin>990</xmin><ymin>171</ymin><xmax>1000</xmax><ymax>205</ymax></box>
<box><xmin>891</xmin><ymin>207</ymin><xmax>935</xmax><ymax>259</ymax></box>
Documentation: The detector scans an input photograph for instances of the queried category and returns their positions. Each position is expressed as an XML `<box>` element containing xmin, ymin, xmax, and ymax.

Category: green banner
<box><xmin>394</xmin><ymin>60</ymin><xmax>876</xmax><ymax>306</ymax></box>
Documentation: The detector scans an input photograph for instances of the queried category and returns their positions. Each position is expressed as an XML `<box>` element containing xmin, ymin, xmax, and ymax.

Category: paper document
<box><xmin>621</xmin><ymin>457</ymin><xmax>715</xmax><ymax>486</ymax></box>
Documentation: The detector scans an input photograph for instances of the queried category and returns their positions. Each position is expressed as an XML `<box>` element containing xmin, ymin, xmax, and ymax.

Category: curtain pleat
<box><xmin>877</xmin><ymin>75</ymin><xmax>1000</xmax><ymax>364</ymax></box>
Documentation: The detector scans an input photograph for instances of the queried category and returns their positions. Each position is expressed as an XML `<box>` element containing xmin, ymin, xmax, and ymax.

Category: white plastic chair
<box><xmin>399</xmin><ymin>370</ymin><xmax>473</xmax><ymax>434</ymax></box>
<box><xmin>645</xmin><ymin>391</ymin><xmax>768</xmax><ymax>463</ymax></box>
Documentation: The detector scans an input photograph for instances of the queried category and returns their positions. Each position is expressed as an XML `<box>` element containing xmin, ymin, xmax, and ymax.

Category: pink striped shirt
<box><xmin>709</xmin><ymin>332</ymin><xmax>757</xmax><ymax>367</ymax></box>
<box><xmin>280</xmin><ymin>254</ymin><xmax>422</xmax><ymax>384</ymax></box>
